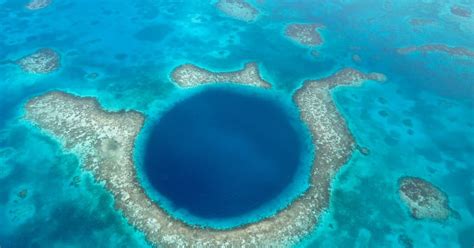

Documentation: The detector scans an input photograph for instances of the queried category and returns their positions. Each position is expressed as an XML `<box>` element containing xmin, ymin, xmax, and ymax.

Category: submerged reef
<box><xmin>25</xmin><ymin>66</ymin><xmax>385</xmax><ymax>247</ymax></box>
<box><xmin>409</xmin><ymin>18</ymin><xmax>434</xmax><ymax>27</ymax></box>
<box><xmin>352</xmin><ymin>54</ymin><xmax>362</xmax><ymax>63</ymax></box>
<box><xmin>397</xmin><ymin>44</ymin><xmax>474</xmax><ymax>58</ymax></box>
<box><xmin>26</xmin><ymin>0</ymin><xmax>52</xmax><ymax>10</ymax></box>
<box><xmin>16</xmin><ymin>48</ymin><xmax>60</xmax><ymax>74</ymax></box>
<box><xmin>398</xmin><ymin>176</ymin><xmax>453</xmax><ymax>221</ymax></box>
<box><xmin>85</xmin><ymin>72</ymin><xmax>100</xmax><ymax>80</ymax></box>
<box><xmin>171</xmin><ymin>62</ymin><xmax>271</xmax><ymax>88</ymax></box>
<box><xmin>285</xmin><ymin>23</ymin><xmax>324</xmax><ymax>47</ymax></box>
<box><xmin>450</xmin><ymin>5</ymin><xmax>472</xmax><ymax>18</ymax></box>
<box><xmin>216</xmin><ymin>0</ymin><xmax>259</xmax><ymax>22</ymax></box>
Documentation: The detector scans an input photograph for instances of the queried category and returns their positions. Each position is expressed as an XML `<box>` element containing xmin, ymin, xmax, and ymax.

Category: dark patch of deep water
<box><xmin>143</xmin><ymin>87</ymin><xmax>307</xmax><ymax>222</ymax></box>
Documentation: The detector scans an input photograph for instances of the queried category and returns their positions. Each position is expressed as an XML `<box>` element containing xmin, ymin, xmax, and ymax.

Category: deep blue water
<box><xmin>144</xmin><ymin>87</ymin><xmax>305</xmax><ymax>220</ymax></box>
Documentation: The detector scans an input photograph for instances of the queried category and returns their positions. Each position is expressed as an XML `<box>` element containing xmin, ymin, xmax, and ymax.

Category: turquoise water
<box><xmin>0</xmin><ymin>0</ymin><xmax>473</xmax><ymax>247</ymax></box>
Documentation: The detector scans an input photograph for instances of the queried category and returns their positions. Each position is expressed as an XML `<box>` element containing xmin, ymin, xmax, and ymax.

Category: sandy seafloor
<box><xmin>0</xmin><ymin>0</ymin><xmax>473</xmax><ymax>247</ymax></box>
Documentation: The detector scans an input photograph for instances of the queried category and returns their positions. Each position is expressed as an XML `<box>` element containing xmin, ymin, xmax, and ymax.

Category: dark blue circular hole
<box><xmin>144</xmin><ymin>87</ymin><xmax>304</xmax><ymax>219</ymax></box>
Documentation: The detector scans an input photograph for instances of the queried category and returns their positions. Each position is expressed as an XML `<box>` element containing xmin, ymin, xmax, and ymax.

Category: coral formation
<box><xmin>26</xmin><ymin>0</ymin><xmax>52</xmax><ymax>10</ymax></box>
<box><xmin>171</xmin><ymin>62</ymin><xmax>271</xmax><ymax>88</ymax></box>
<box><xmin>216</xmin><ymin>0</ymin><xmax>259</xmax><ymax>22</ymax></box>
<box><xmin>399</xmin><ymin>176</ymin><xmax>452</xmax><ymax>220</ymax></box>
<box><xmin>285</xmin><ymin>23</ymin><xmax>324</xmax><ymax>47</ymax></box>
<box><xmin>16</xmin><ymin>48</ymin><xmax>60</xmax><ymax>74</ymax></box>
<box><xmin>397</xmin><ymin>44</ymin><xmax>474</xmax><ymax>58</ymax></box>
<box><xmin>25</xmin><ymin>66</ymin><xmax>386</xmax><ymax>247</ymax></box>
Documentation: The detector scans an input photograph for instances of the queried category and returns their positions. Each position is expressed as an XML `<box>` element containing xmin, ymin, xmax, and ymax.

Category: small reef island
<box><xmin>16</xmin><ymin>48</ymin><xmax>60</xmax><ymax>74</ymax></box>
<box><xmin>216</xmin><ymin>0</ymin><xmax>260</xmax><ymax>22</ymax></box>
<box><xmin>398</xmin><ymin>176</ymin><xmax>454</xmax><ymax>221</ymax></box>
<box><xmin>285</xmin><ymin>23</ymin><xmax>324</xmax><ymax>47</ymax></box>
<box><xmin>171</xmin><ymin>62</ymin><xmax>271</xmax><ymax>88</ymax></box>
<box><xmin>25</xmin><ymin>62</ymin><xmax>386</xmax><ymax>246</ymax></box>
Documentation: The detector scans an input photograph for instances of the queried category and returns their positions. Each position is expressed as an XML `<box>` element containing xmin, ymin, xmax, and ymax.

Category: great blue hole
<box><xmin>143</xmin><ymin>87</ymin><xmax>307</xmax><ymax>222</ymax></box>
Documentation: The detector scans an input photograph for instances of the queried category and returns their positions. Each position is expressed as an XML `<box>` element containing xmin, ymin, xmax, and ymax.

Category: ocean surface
<box><xmin>0</xmin><ymin>0</ymin><xmax>473</xmax><ymax>247</ymax></box>
<box><xmin>141</xmin><ymin>87</ymin><xmax>311</xmax><ymax>228</ymax></box>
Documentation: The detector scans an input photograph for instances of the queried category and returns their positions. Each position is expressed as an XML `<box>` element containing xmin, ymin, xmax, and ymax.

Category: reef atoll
<box><xmin>171</xmin><ymin>62</ymin><xmax>271</xmax><ymax>89</ymax></box>
<box><xmin>26</xmin><ymin>0</ymin><xmax>52</xmax><ymax>10</ymax></box>
<box><xmin>285</xmin><ymin>23</ymin><xmax>324</xmax><ymax>47</ymax></box>
<box><xmin>16</xmin><ymin>48</ymin><xmax>60</xmax><ymax>74</ymax></box>
<box><xmin>398</xmin><ymin>176</ymin><xmax>453</xmax><ymax>221</ymax></box>
<box><xmin>216</xmin><ymin>0</ymin><xmax>260</xmax><ymax>22</ymax></box>
<box><xmin>25</xmin><ymin>65</ymin><xmax>386</xmax><ymax>247</ymax></box>
<box><xmin>397</xmin><ymin>44</ymin><xmax>474</xmax><ymax>58</ymax></box>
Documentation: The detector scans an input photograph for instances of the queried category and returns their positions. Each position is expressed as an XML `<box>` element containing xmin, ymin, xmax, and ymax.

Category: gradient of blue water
<box><xmin>0</xmin><ymin>0</ymin><xmax>472</xmax><ymax>247</ymax></box>
<box><xmin>144</xmin><ymin>88</ymin><xmax>306</xmax><ymax>223</ymax></box>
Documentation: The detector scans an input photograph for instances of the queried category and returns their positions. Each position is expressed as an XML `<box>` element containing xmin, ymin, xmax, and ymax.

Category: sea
<box><xmin>0</xmin><ymin>0</ymin><xmax>473</xmax><ymax>247</ymax></box>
